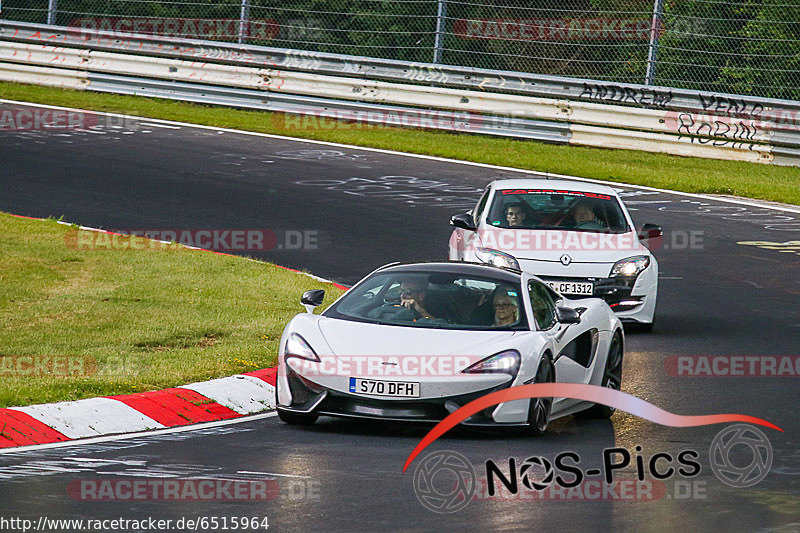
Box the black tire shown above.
[580,331,623,419]
[527,356,554,436]
[277,408,319,426]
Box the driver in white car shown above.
[571,200,606,230]
[399,277,438,320]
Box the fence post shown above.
[47,0,58,25]
[433,0,447,64]
[238,0,251,45]
[645,0,665,85]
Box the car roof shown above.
[375,261,522,283]
[488,178,619,197]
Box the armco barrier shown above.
[2,21,799,121]
[1,21,799,166]
[0,40,778,145]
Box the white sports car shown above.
[449,179,661,330]
[276,262,624,434]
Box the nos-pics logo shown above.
[413,450,476,513]
[412,424,773,513]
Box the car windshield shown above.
[487,189,630,233]
[324,271,527,330]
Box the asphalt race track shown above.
[1,102,799,532]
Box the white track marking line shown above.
[68,458,147,466]
[0,412,278,455]
[137,122,181,129]
[2,98,799,215]
[238,470,310,479]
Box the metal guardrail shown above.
[2,21,799,121]
[90,73,573,144]
[0,40,781,146]
[1,21,799,166]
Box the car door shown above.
[528,279,592,412]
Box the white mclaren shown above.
[276,262,624,434]
[449,179,661,330]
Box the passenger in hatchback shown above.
[505,203,527,227]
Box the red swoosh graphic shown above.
[402,383,783,472]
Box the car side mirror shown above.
[638,223,663,241]
[556,306,581,324]
[301,289,325,313]
[450,213,477,232]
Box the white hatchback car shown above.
[449,179,661,330]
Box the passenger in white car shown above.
[493,291,519,326]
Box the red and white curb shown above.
[0,368,277,449]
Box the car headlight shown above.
[475,247,520,270]
[284,333,320,362]
[463,350,521,376]
[610,255,650,277]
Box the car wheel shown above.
[277,408,319,426]
[580,331,623,419]
[527,356,554,436]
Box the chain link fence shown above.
[2,0,799,100]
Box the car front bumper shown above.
[277,370,530,426]
[538,274,657,324]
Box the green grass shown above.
[0,213,344,408]
[2,82,800,205]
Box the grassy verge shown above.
[0,213,344,408]
[1,82,799,205]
